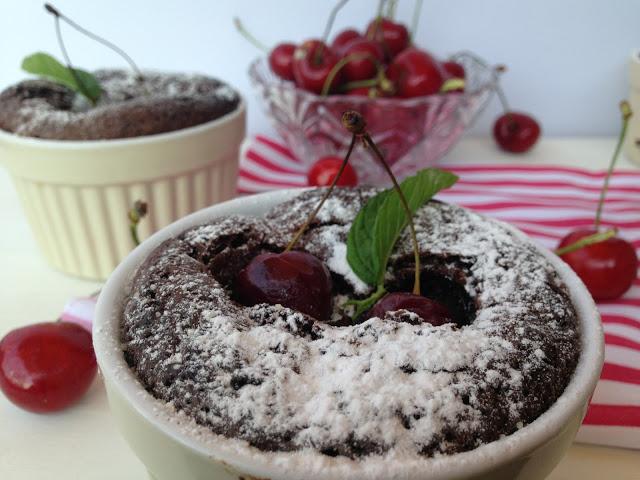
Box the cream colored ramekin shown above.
[0,99,245,280]
[94,190,604,480]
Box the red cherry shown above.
[365,292,455,326]
[331,29,362,56]
[340,37,384,82]
[0,322,97,413]
[292,40,341,94]
[442,61,465,79]
[493,112,541,153]
[269,42,296,81]
[236,251,333,320]
[307,156,358,187]
[558,229,638,301]
[386,48,445,97]
[365,18,409,60]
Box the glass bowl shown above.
[249,51,498,185]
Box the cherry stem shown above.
[285,134,358,252]
[321,52,382,96]
[494,77,511,113]
[314,0,350,66]
[48,10,95,105]
[441,78,465,92]
[341,78,379,90]
[339,112,421,294]
[345,284,387,319]
[367,0,386,41]
[45,3,144,83]
[386,0,398,19]
[555,228,618,256]
[322,0,350,45]
[128,200,148,247]
[362,133,421,295]
[594,101,632,229]
[233,17,269,53]
[492,65,521,129]
[410,0,424,42]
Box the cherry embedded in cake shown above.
[121,187,580,459]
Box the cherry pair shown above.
[237,111,454,326]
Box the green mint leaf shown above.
[346,189,390,285]
[372,168,459,284]
[346,168,459,286]
[21,52,102,104]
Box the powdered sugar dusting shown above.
[121,188,580,459]
[0,69,240,140]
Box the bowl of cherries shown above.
[239,6,499,185]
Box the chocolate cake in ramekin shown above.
[94,188,603,480]
[0,69,245,279]
[0,69,239,140]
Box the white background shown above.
[0,0,638,137]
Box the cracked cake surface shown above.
[0,69,240,140]
[120,187,580,459]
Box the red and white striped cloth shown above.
[64,135,640,449]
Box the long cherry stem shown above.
[493,66,511,113]
[45,3,144,82]
[313,0,350,66]
[410,0,424,41]
[594,101,632,229]
[368,0,386,41]
[386,0,398,19]
[285,134,358,252]
[340,111,421,294]
[233,17,269,53]
[362,133,421,295]
[322,0,350,45]
[48,9,95,105]
[555,229,618,256]
[341,78,379,90]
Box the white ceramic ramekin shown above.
[0,99,245,280]
[94,190,604,480]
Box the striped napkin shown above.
[64,135,640,449]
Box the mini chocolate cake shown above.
[121,188,580,459]
[0,69,240,140]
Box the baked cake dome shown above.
[0,69,240,140]
[121,187,580,459]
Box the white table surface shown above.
[1,137,639,479]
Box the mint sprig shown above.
[22,52,102,104]
[346,168,458,317]
[346,189,391,285]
